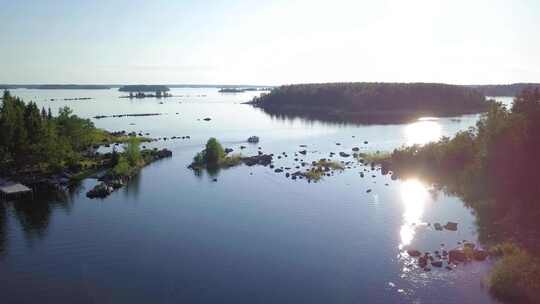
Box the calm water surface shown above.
[0,88,505,303]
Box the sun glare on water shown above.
[399,179,430,247]
[404,118,442,146]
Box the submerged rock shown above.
[407,250,422,257]
[242,154,273,166]
[473,249,488,261]
[444,222,458,231]
[86,182,113,198]
[449,250,466,263]
[431,261,443,268]
[419,256,428,268]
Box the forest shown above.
[0,91,102,172]
[250,82,489,123]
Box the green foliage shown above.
[0,91,100,172]
[204,138,225,165]
[488,246,540,303]
[192,152,205,166]
[489,242,521,257]
[124,138,142,167]
[358,151,392,164]
[304,169,325,181]
[191,139,242,171]
[302,159,344,181]
[314,159,344,170]
[220,153,243,167]
[112,157,130,176]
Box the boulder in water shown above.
[247,136,259,143]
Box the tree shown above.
[204,138,224,165]
[124,138,141,167]
[41,107,47,120]
[111,147,120,167]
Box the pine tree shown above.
[41,107,47,119]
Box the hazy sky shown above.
[1,0,538,85]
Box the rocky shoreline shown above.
[86,148,172,199]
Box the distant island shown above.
[466,83,540,97]
[248,82,490,123]
[119,85,172,98]
[118,85,170,92]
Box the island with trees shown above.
[189,138,273,176]
[373,88,540,303]
[248,82,490,123]
[0,90,172,196]
[118,85,172,98]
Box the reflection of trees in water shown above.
[191,165,221,181]
[0,203,6,256]
[10,190,71,243]
[12,199,52,240]
[260,107,414,125]
[124,172,141,198]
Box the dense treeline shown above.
[467,83,540,97]
[381,88,540,302]
[250,83,489,123]
[0,90,102,173]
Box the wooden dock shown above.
[0,181,33,200]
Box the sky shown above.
[1,0,539,85]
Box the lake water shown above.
[0,88,507,303]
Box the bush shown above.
[112,157,130,176]
[221,153,243,167]
[193,152,205,165]
[488,246,540,302]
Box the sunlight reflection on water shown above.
[404,118,442,146]
[399,179,429,247]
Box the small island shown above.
[189,138,273,174]
[119,85,172,98]
[248,82,490,123]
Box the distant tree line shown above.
[0,91,100,172]
[466,83,540,97]
[250,83,489,123]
